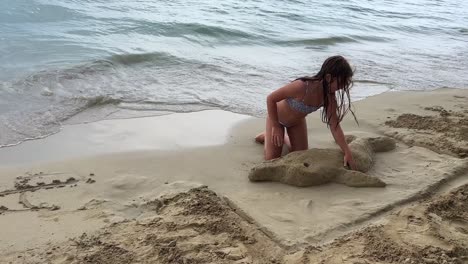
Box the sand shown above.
[2,187,284,263]
[287,183,468,264]
[2,183,467,263]
[0,88,467,263]
[248,135,394,187]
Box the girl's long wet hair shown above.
[297,55,358,128]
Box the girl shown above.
[255,55,358,170]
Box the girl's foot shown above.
[255,132,265,144]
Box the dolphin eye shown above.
[303,162,309,167]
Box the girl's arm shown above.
[327,97,357,170]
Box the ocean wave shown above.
[0,2,84,23]
[67,95,225,113]
[350,35,393,42]
[275,36,357,47]
[353,79,393,85]
[107,52,184,66]
[79,95,123,108]
[0,95,127,148]
[15,60,115,88]
[273,34,392,47]
[8,51,188,89]
[117,101,221,112]
[108,20,258,43]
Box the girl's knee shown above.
[264,145,282,160]
[265,153,280,160]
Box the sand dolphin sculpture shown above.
[249,135,396,187]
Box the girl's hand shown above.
[344,152,357,170]
[271,124,283,147]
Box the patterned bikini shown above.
[280,81,323,127]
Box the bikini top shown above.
[286,81,323,114]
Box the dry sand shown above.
[0,88,467,263]
[286,182,468,264]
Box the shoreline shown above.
[0,88,467,261]
[0,87,462,157]
[0,86,461,155]
[0,110,253,166]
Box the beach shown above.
[0,88,467,263]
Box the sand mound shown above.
[427,183,468,222]
[7,187,285,263]
[385,106,468,158]
[248,136,394,187]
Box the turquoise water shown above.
[0,0,467,146]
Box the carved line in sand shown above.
[19,192,60,211]
[0,172,95,215]
[249,136,396,187]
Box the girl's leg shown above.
[286,118,308,152]
[264,117,284,160]
[284,133,292,151]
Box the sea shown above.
[1,0,467,147]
